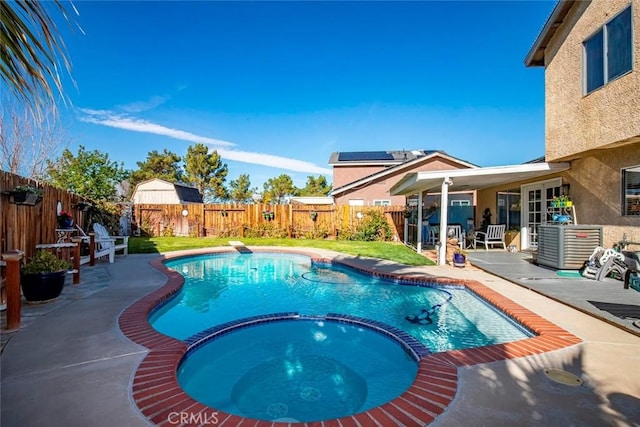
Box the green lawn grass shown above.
[128,237,434,266]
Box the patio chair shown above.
[473,224,506,250]
[93,223,129,262]
[427,225,440,245]
[74,224,114,264]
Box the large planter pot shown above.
[20,271,66,302]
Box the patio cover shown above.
[390,162,571,264]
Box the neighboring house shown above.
[329,150,477,206]
[390,0,639,261]
[131,178,204,204]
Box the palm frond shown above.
[0,0,78,117]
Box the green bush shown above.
[21,250,72,274]
[351,210,393,241]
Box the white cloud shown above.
[77,108,332,175]
[78,109,236,147]
[218,148,332,175]
[117,95,169,113]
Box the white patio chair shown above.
[473,224,507,250]
[73,224,113,265]
[93,223,129,263]
[428,225,440,245]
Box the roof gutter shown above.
[524,0,576,67]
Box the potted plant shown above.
[20,250,72,302]
[262,210,274,221]
[453,248,467,267]
[57,210,74,228]
[7,185,43,206]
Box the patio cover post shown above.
[417,190,423,252]
[438,178,452,266]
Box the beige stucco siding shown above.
[544,0,640,161]
[477,144,640,247]
[333,165,387,189]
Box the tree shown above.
[0,97,69,179]
[263,174,297,204]
[46,145,129,200]
[184,144,228,202]
[298,175,332,197]
[129,149,183,190]
[1,0,78,116]
[228,174,256,203]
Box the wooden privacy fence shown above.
[134,204,406,241]
[1,171,90,259]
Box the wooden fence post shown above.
[2,251,24,331]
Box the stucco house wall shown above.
[333,165,386,189]
[563,144,640,246]
[475,145,640,247]
[544,0,640,161]
[334,157,473,205]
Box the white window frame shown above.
[583,5,633,95]
[451,200,471,206]
[373,199,391,207]
[348,199,364,206]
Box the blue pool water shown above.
[152,252,532,352]
[178,319,418,422]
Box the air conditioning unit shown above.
[537,225,603,269]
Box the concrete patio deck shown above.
[1,248,639,426]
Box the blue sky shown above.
[56,0,556,189]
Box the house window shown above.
[583,6,632,94]
[622,165,640,216]
[497,190,521,230]
[451,200,470,206]
[373,200,391,206]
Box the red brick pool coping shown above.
[119,248,582,427]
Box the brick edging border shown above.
[118,248,582,426]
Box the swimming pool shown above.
[122,248,580,426]
[179,317,419,422]
[151,252,532,352]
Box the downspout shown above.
[437,177,453,266]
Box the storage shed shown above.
[131,179,203,204]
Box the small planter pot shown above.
[20,271,66,302]
[453,253,466,267]
[58,218,74,228]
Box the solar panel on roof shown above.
[338,151,394,161]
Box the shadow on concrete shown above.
[587,301,640,320]
[435,344,640,425]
